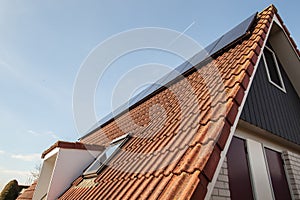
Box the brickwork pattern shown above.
[282,151,300,200]
[210,157,231,200]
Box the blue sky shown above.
[0,0,299,189]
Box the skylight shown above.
[83,134,130,176]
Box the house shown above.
[17,4,300,200]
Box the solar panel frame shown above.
[81,12,258,139]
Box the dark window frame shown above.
[227,136,254,200]
[264,147,292,200]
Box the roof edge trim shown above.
[42,141,104,159]
[205,8,276,199]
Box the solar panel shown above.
[205,37,223,54]
[81,12,257,139]
[209,12,257,56]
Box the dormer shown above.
[33,141,104,200]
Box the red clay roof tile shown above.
[55,5,300,200]
[16,181,37,200]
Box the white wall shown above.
[33,151,57,200]
[33,148,102,200]
[47,148,101,200]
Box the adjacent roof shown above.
[16,181,37,200]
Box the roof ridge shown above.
[258,4,277,16]
[257,4,299,57]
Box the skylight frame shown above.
[83,134,130,177]
[262,46,286,93]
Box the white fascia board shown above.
[236,122,300,154]
[273,14,300,61]
[270,14,300,96]
[43,147,59,161]
[273,15,283,29]
[205,16,276,200]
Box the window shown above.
[263,46,286,92]
[226,135,294,199]
[83,134,130,176]
[264,148,292,200]
[227,137,254,200]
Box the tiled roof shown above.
[41,141,104,158]
[58,5,276,200]
[16,181,37,200]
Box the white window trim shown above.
[83,134,130,176]
[111,133,129,144]
[263,46,286,93]
[235,128,295,200]
[245,138,274,199]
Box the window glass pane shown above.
[85,155,106,173]
[264,148,292,200]
[227,137,254,200]
[264,48,282,87]
[103,142,121,161]
[84,138,126,176]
